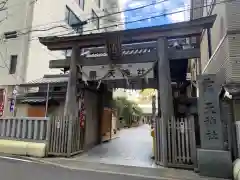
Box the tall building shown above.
[0,0,124,116]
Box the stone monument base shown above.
[197,149,232,179]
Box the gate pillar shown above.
[155,37,174,167]
[197,74,232,178]
[64,46,80,116]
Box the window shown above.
[91,10,99,29]
[95,0,100,7]
[53,86,62,92]
[75,0,84,9]
[79,0,84,10]
[9,55,17,74]
[204,0,214,15]
[65,6,83,34]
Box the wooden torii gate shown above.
[39,14,216,167]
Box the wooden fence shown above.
[0,117,49,141]
[167,116,197,168]
[47,115,85,157]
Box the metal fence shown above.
[167,116,197,169]
[47,115,85,157]
[0,117,49,141]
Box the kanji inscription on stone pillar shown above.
[198,74,223,150]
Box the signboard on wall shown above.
[197,74,223,150]
[82,62,154,80]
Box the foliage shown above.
[137,88,156,104]
[112,97,143,122]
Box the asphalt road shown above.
[0,156,163,180]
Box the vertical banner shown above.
[0,89,5,117]
[10,86,18,113]
[78,90,86,128]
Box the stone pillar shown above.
[64,46,80,116]
[155,37,174,167]
[197,74,232,178]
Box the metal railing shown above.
[0,117,49,141]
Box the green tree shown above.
[112,97,143,124]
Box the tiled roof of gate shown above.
[85,48,153,58]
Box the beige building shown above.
[0,0,124,117]
[190,0,240,88]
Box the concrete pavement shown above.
[79,124,154,167]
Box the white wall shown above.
[25,0,106,82]
[0,0,33,85]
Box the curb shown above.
[0,140,46,158]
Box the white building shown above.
[0,0,124,116]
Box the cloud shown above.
[168,6,190,23]
[127,1,146,8]
[124,0,190,29]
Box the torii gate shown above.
[39,14,216,167]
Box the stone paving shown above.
[77,124,155,167]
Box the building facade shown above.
[189,0,240,168]
[0,0,123,116]
[190,0,240,87]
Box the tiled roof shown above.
[21,76,68,86]
[20,97,51,103]
[86,48,153,58]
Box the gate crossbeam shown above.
[39,15,216,51]
[49,48,200,68]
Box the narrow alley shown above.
[78,124,154,167]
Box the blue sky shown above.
[123,0,190,29]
